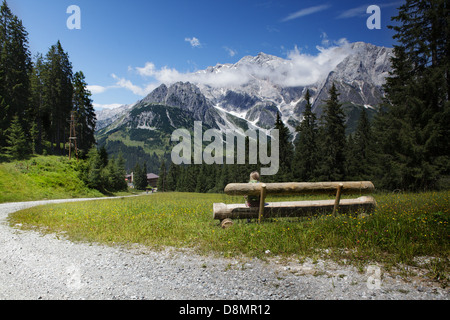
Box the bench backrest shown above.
[224,181,374,196]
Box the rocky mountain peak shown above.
[98,41,394,135]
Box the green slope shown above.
[0,156,103,203]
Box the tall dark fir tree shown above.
[41,41,73,155]
[346,108,373,181]
[293,89,318,181]
[316,83,347,181]
[0,0,32,149]
[274,112,293,182]
[72,71,96,156]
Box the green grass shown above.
[0,155,105,203]
[8,190,449,285]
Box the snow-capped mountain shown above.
[96,103,135,130]
[193,41,393,129]
[96,41,393,169]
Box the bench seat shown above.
[213,196,376,221]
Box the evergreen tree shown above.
[375,0,450,190]
[115,153,127,191]
[85,147,102,190]
[41,41,73,155]
[195,163,207,193]
[345,134,359,180]
[0,0,32,149]
[184,163,199,192]
[165,161,178,192]
[72,71,96,156]
[4,115,28,159]
[316,83,347,181]
[347,108,373,180]
[133,162,147,190]
[29,54,45,154]
[156,159,166,192]
[216,164,229,192]
[176,165,186,191]
[98,145,108,169]
[274,112,294,181]
[293,89,318,181]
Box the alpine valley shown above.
[95,42,393,172]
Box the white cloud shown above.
[281,4,331,22]
[320,32,330,46]
[87,85,109,94]
[111,73,158,96]
[224,46,237,57]
[136,62,156,77]
[336,4,368,19]
[105,39,353,98]
[185,37,202,48]
[130,38,352,89]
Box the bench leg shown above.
[258,184,267,224]
[333,183,344,216]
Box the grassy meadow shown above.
[8,190,449,286]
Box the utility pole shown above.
[68,111,78,161]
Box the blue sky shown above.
[8,0,403,110]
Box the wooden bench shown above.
[213,181,377,228]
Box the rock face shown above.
[140,82,221,128]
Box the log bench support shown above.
[213,181,377,228]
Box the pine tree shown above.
[274,112,294,181]
[156,159,166,192]
[293,89,318,181]
[4,115,28,159]
[85,147,102,190]
[133,162,147,190]
[347,108,373,180]
[42,41,73,155]
[73,71,96,156]
[165,161,178,192]
[316,83,347,181]
[115,153,127,191]
[29,54,45,154]
[0,1,32,149]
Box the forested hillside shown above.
[0,1,96,160]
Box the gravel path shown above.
[0,197,448,300]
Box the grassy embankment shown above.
[8,190,449,286]
[0,155,134,203]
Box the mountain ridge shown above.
[95,41,393,170]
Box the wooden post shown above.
[258,184,267,224]
[333,183,344,216]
